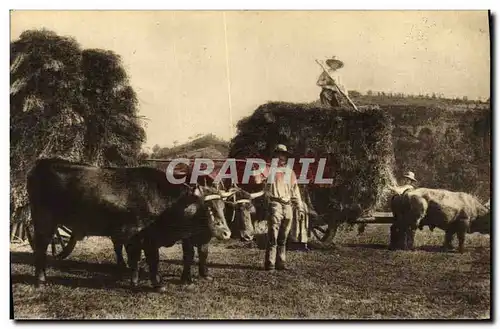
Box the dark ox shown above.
[27,158,232,290]
[390,188,490,252]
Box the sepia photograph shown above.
[9,9,491,320]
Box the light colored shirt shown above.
[316,71,347,95]
[265,166,303,209]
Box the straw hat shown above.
[325,56,344,71]
[274,144,291,155]
[403,171,417,182]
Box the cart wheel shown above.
[25,222,77,260]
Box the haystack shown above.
[229,101,396,217]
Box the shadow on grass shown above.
[159,258,261,271]
[225,241,262,250]
[416,245,490,254]
[11,251,261,291]
[344,243,389,250]
[10,272,193,293]
[11,251,125,275]
[226,234,342,251]
[343,243,476,254]
[11,273,130,290]
[415,245,450,253]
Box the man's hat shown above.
[325,56,344,71]
[403,171,417,182]
[274,144,291,155]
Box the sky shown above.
[10,10,490,149]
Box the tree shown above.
[152,144,161,154]
[138,152,150,162]
[366,90,373,96]
[10,29,145,224]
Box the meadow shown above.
[11,225,490,319]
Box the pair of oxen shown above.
[390,187,491,252]
[27,158,263,292]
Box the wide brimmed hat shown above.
[325,57,344,71]
[403,171,417,182]
[274,144,291,155]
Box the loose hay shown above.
[229,101,396,217]
[10,29,145,226]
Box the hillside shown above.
[151,134,229,159]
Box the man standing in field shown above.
[264,144,305,271]
[316,56,347,108]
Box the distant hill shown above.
[151,134,229,159]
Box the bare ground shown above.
[10,225,491,319]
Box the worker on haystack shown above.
[316,56,348,108]
[264,144,305,271]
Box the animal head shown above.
[225,189,264,241]
[470,199,491,234]
[479,198,490,217]
[183,185,233,240]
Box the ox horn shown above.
[220,187,239,198]
[193,185,202,198]
[204,194,222,201]
[250,190,264,199]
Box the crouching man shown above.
[264,144,304,271]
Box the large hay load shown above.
[229,101,396,226]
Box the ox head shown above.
[185,185,234,240]
[225,189,264,241]
[470,200,491,234]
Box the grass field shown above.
[10,225,491,320]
